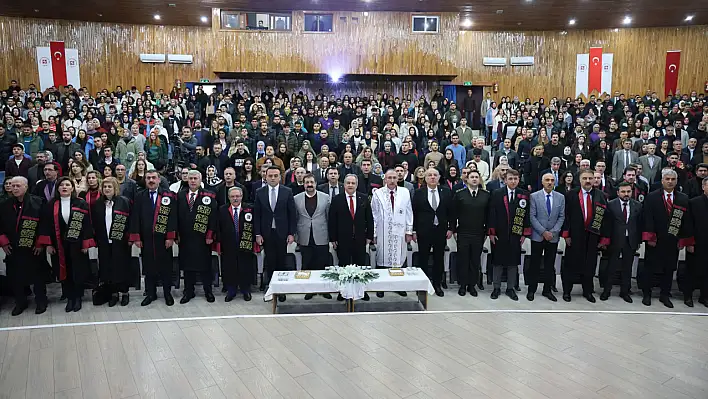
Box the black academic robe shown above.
[177,189,218,272]
[91,195,132,285]
[37,197,96,283]
[0,194,48,286]
[687,195,708,282]
[488,188,531,267]
[642,190,693,273]
[215,182,248,208]
[128,189,178,275]
[215,203,256,289]
[561,188,610,279]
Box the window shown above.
[304,13,334,33]
[411,15,439,33]
[220,11,292,31]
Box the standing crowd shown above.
[0,80,707,316]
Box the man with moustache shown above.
[602,182,642,303]
[215,186,254,302]
[329,174,374,275]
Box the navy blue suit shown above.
[254,184,297,282]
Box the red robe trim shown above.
[679,237,695,247]
[642,232,657,242]
[0,234,9,247]
[598,237,611,246]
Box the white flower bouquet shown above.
[321,265,379,285]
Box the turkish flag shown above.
[588,47,603,94]
[49,41,68,87]
[665,51,681,97]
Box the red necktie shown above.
[622,201,628,222]
[666,193,673,214]
[390,190,395,211]
[584,192,592,226]
[349,195,355,219]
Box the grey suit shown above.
[294,191,331,270]
[611,149,639,181]
[527,189,566,295]
[638,154,661,183]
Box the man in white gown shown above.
[371,168,414,297]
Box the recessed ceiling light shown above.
[569,18,576,25]
[613,28,619,32]
[34,9,39,12]
[154,14,161,20]
[462,18,473,28]
[97,13,103,17]
[363,12,369,16]
[622,16,632,25]
[200,16,208,23]
[685,15,694,22]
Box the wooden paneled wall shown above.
[456,27,708,100]
[1,14,707,99]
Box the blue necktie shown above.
[150,191,156,209]
[546,194,552,215]
[233,207,239,236]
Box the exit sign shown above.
[199,78,210,83]
[463,81,473,86]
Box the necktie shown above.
[554,172,558,187]
[349,195,355,219]
[331,187,335,197]
[390,190,395,211]
[472,190,477,198]
[625,150,629,167]
[622,201,628,222]
[546,194,552,215]
[188,192,195,211]
[509,190,514,203]
[666,193,673,214]
[270,187,276,211]
[233,207,239,236]
[431,189,439,225]
[584,192,592,226]
[150,191,156,209]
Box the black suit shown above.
[317,183,344,198]
[412,186,453,287]
[328,191,373,265]
[338,164,361,182]
[604,198,642,295]
[452,187,490,288]
[253,184,297,282]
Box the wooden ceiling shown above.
[0,0,705,30]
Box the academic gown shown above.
[371,186,413,267]
[215,203,256,290]
[177,189,218,272]
[37,197,96,283]
[0,195,49,286]
[128,189,178,275]
[687,195,708,285]
[487,188,531,267]
[642,190,693,273]
[91,195,132,285]
[561,188,610,282]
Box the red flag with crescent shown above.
[588,47,603,94]
[665,51,681,97]
[49,41,68,87]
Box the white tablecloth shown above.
[264,269,435,301]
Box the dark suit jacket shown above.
[317,183,344,197]
[328,191,373,245]
[338,164,361,181]
[606,198,643,251]
[253,184,297,239]
[4,157,32,178]
[412,186,453,236]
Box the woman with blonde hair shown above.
[355,145,379,166]
[68,160,89,194]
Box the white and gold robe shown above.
[371,186,414,267]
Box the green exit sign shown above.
[463,81,473,86]
[199,78,210,83]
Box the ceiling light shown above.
[200,16,208,23]
[622,16,632,25]
[613,28,619,32]
[462,19,473,28]
[569,18,576,25]
[685,15,694,22]
[154,14,161,20]
[363,12,369,16]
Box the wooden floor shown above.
[0,280,707,399]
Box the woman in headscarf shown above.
[204,165,223,193]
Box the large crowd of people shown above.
[0,79,707,316]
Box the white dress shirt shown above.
[346,193,357,213]
[60,197,71,224]
[105,199,113,243]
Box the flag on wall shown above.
[575,51,613,98]
[36,41,80,90]
[664,50,681,97]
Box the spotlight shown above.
[622,16,631,25]
[201,16,208,23]
[154,14,161,20]
[462,19,473,28]
[685,15,694,22]
[569,18,576,25]
[328,70,343,83]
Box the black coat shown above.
[91,195,132,284]
[317,183,344,198]
[177,189,218,272]
[642,190,693,272]
[253,184,296,240]
[328,191,373,248]
[412,186,453,235]
[215,203,255,287]
[452,187,490,237]
[0,194,48,285]
[561,188,610,274]
[487,187,531,266]
[688,195,708,278]
[605,198,643,251]
[128,189,178,275]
